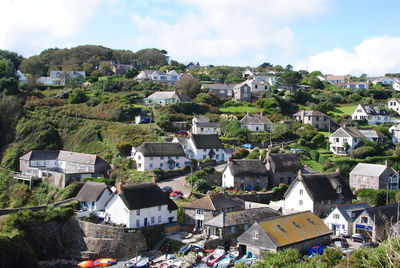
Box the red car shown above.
[170,190,184,199]
[175,130,188,135]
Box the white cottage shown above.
[390,124,400,143]
[240,113,273,132]
[388,99,400,115]
[76,181,113,212]
[329,127,364,155]
[191,116,221,135]
[105,183,178,228]
[131,142,189,171]
[351,104,390,125]
[324,203,371,237]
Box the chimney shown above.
[386,159,389,168]
[260,111,263,117]
[227,157,232,164]
[301,110,305,120]
[336,167,340,174]
[297,169,303,180]
[115,182,123,193]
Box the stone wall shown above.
[24,217,148,260]
[232,192,278,204]
[0,198,76,216]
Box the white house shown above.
[173,134,231,161]
[76,182,113,212]
[131,142,189,171]
[191,116,221,135]
[351,104,390,125]
[388,99,400,115]
[144,91,190,106]
[240,113,273,132]
[393,81,400,91]
[37,71,86,86]
[390,124,400,143]
[369,76,397,85]
[16,70,28,83]
[324,203,371,237]
[136,70,181,84]
[245,79,270,93]
[325,75,349,84]
[336,82,369,90]
[222,159,268,191]
[105,183,178,228]
[329,127,364,155]
[282,170,353,217]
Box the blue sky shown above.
[1,0,400,76]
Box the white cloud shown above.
[130,0,331,65]
[0,0,102,56]
[296,36,400,76]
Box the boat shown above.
[77,260,94,268]
[203,247,225,267]
[134,257,149,268]
[93,258,117,267]
[215,251,239,268]
[151,254,175,265]
[124,256,141,268]
[178,243,193,255]
[233,256,256,265]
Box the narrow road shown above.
[157,163,226,195]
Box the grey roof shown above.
[336,202,371,222]
[191,134,224,149]
[201,84,233,90]
[349,163,394,177]
[145,91,178,100]
[240,113,273,126]
[359,104,389,116]
[267,153,301,173]
[330,127,364,138]
[227,159,268,177]
[195,122,221,128]
[135,142,186,157]
[119,182,178,211]
[365,204,400,226]
[204,207,281,228]
[359,129,386,139]
[292,110,329,117]
[20,150,108,166]
[285,171,353,202]
[184,193,244,211]
[76,182,110,202]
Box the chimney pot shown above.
[115,182,123,193]
[386,159,389,168]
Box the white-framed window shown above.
[253,231,258,240]
[160,163,163,168]
[136,219,140,227]
[149,163,153,168]
[151,217,155,224]
[158,205,162,211]
[299,200,303,206]
[158,216,162,223]
[136,209,140,215]
[299,189,303,195]
[333,213,340,219]
[196,209,204,215]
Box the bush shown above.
[68,89,88,104]
[321,247,342,266]
[233,148,249,159]
[351,146,376,159]
[116,141,132,157]
[309,150,320,161]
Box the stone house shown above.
[191,116,221,135]
[324,202,371,237]
[351,104,390,125]
[201,84,233,98]
[349,162,399,191]
[353,204,400,242]
[203,207,281,239]
[240,113,273,132]
[264,153,302,187]
[111,62,133,76]
[222,159,268,191]
[105,183,178,228]
[282,170,353,217]
[76,181,113,212]
[237,211,332,256]
[131,142,189,171]
[18,150,111,189]
[292,110,333,130]
[183,193,244,230]
[233,81,252,102]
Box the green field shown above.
[331,104,358,116]
[219,106,261,113]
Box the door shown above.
[144,218,148,226]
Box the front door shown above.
[196,219,203,230]
[144,218,148,226]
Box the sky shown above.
[1,0,400,76]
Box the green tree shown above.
[176,76,201,98]
[279,71,302,91]
[124,68,138,78]
[68,89,88,104]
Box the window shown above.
[337,187,342,193]
[158,205,162,211]
[335,138,339,143]
[138,163,142,168]
[244,224,249,230]
[307,218,316,225]
[176,163,180,168]
[299,200,303,206]
[196,209,204,215]
[136,219,140,227]
[342,224,346,229]
[276,224,286,233]
[361,217,368,224]
[160,163,163,168]
[253,231,258,240]
[292,221,301,229]
[149,163,153,168]
[333,213,340,219]
[151,217,155,224]
[203,149,207,152]
[316,116,319,121]
[160,156,164,160]
[299,189,303,195]
[158,216,162,223]
[176,156,180,160]
[230,226,237,233]
[150,157,153,160]
[136,209,140,215]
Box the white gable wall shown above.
[324,208,350,236]
[222,167,234,188]
[284,180,314,213]
[105,195,131,227]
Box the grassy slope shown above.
[330,104,358,116]
[219,106,261,113]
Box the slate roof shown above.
[336,202,371,222]
[145,91,178,100]
[267,153,301,173]
[359,104,389,116]
[177,92,192,102]
[240,113,273,126]
[119,183,178,211]
[285,171,353,202]
[365,204,400,226]
[201,84,233,90]
[349,163,392,177]
[359,129,386,139]
[330,127,364,138]
[256,211,332,247]
[20,150,109,166]
[204,207,281,228]
[195,122,221,128]
[191,134,224,149]
[227,159,268,177]
[76,182,110,202]
[292,110,329,117]
[184,193,244,211]
[326,75,347,81]
[135,142,186,157]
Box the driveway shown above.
[157,163,227,195]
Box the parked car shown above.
[162,186,173,194]
[360,242,379,248]
[175,130,188,135]
[170,190,184,199]
[351,233,368,243]
[332,237,349,248]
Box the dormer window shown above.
[337,187,342,194]
[253,231,258,240]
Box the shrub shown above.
[116,141,132,157]
[68,89,88,104]
[233,148,249,159]
[351,146,376,159]
[309,150,320,161]
[321,247,342,266]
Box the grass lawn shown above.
[302,160,325,172]
[331,104,358,116]
[319,131,332,137]
[219,106,261,113]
